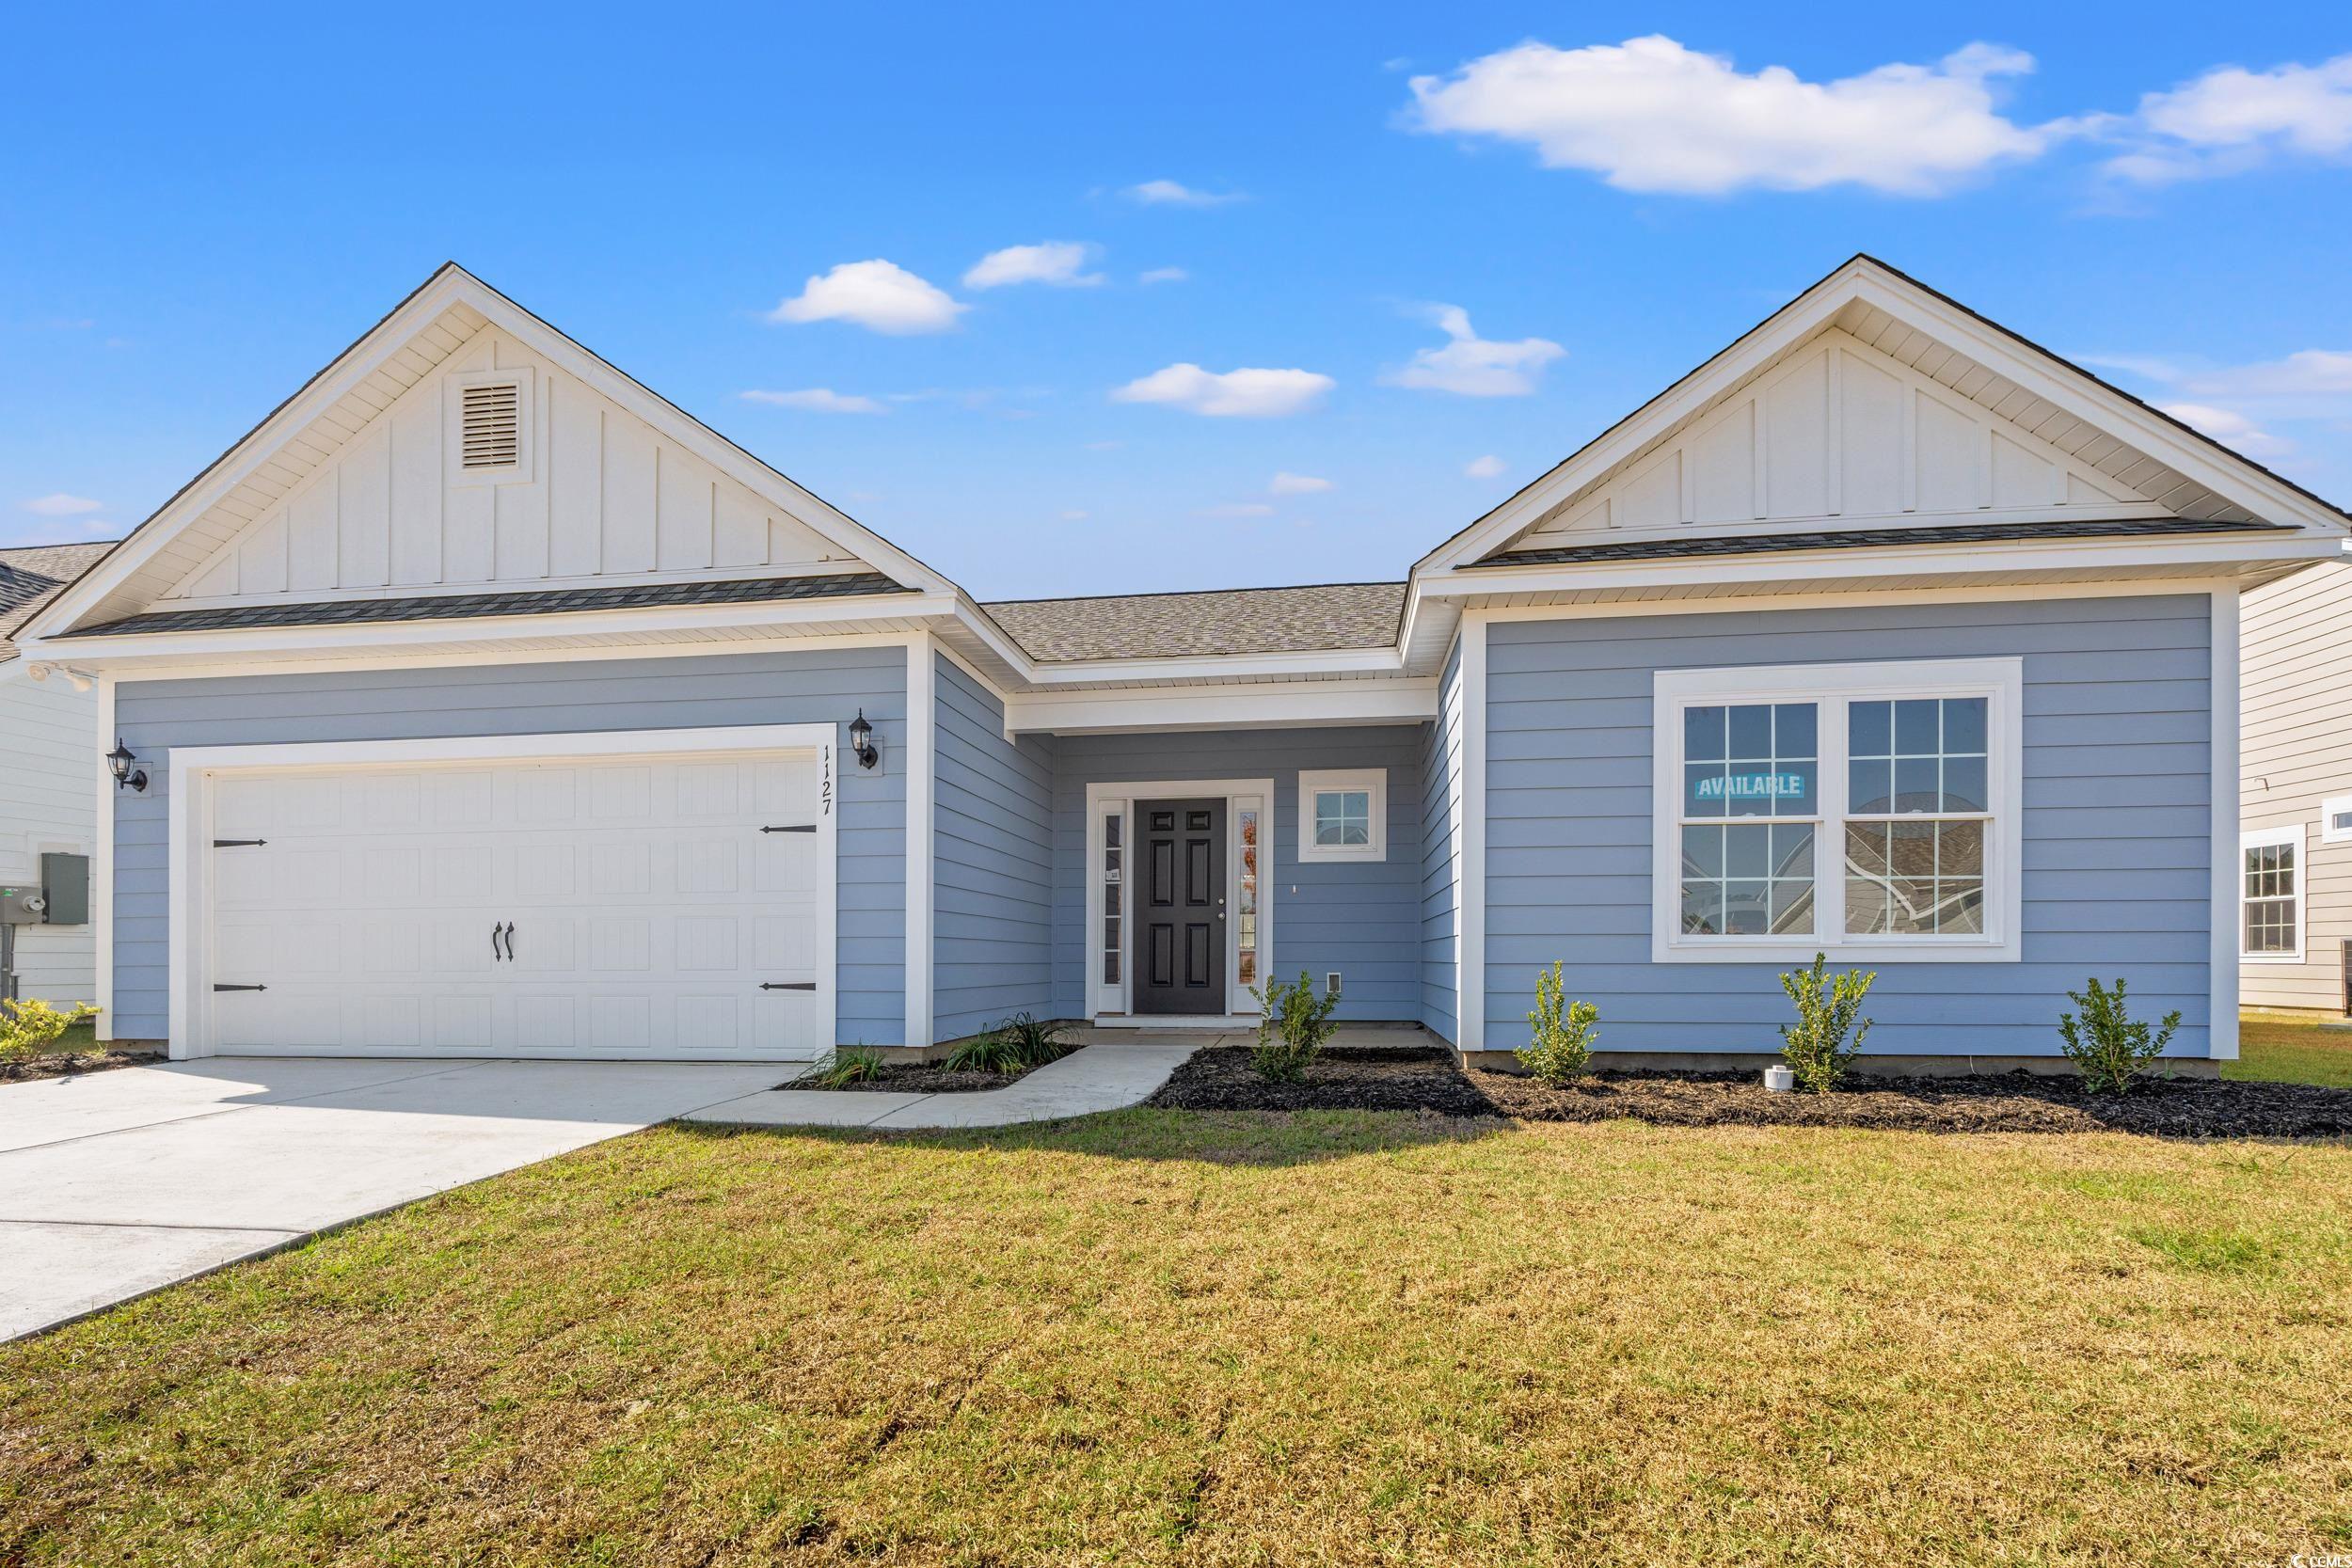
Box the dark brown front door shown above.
[1136,799,1225,1015]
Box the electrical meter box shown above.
[0,886,45,926]
[39,853,89,926]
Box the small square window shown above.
[1297,769,1387,863]
[2323,794,2352,847]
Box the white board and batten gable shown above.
[20,264,952,658]
[1423,255,2348,582]
[162,324,869,608]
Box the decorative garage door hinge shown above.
[758,824,818,833]
[759,982,817,991]
[212,838,268,847]
[212,983,267,992]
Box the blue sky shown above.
[3,3,2347,597]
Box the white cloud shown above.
[768,260,966,335]
[1383,305,1565,397]
[1111,363,1335,418]
[739,388,886,415]
[1139,266,1190,284]
[1465,454,1507,479]
[2156,402,2294,458]
[21,492,102,516]
[2084,344,2352,416]
[1406,36,2055,196]
[1198,501,1276,518]
[1125,179,1244,207]
[2104,54,2352,183]
[1269,472,1333,494]
[963,242,1104,290]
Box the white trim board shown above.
[163,721,841,1061]
[1084,779,1276,1023]
[2210,590,2242,1056]
[905,634,935,1048]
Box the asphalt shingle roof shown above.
[1472,516,2294,568]
[62,570,913,639]
[0,541,116,662]
[980,580,1406,663]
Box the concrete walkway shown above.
[686,1035,1218,1130]
[0,1055,784,1341]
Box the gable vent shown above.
[460,381,522,471]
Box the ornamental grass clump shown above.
[1776,953,1875,1094]
[1518,963,1597,1085]
[800,1045,887,1088]
[1248,971,1340,1083]
[2058,976,2181,1094]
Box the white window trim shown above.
[2239,823,2305,964]
[1084,779,1274,1021]
[444,365,536,487]
[2322,795,2352,847]
[1296,768,1388,863]
[1651,657,2025,965]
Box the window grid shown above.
[1678,702,1820,937]
[1313,789,1372,848]
[2242,835,2298,958]
[1841,697,1991,937]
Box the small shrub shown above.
[0,999,99,1061]
[1518,963,1597,1084]
[800,1045,886,1088]
[2058,976,2181,1094]
[1776,953,1875,1094]
[994,1011,1072,1068]
[1248,971,1341,1083]
[944,1034,1027,1073]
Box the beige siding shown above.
[2241,562,2352,1012]
[0,665,98,1006]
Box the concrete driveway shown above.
[0,1055,786,1342]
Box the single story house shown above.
[14,255,2345,1071]
[0,541,112,1007]
[2239,558,2352,1016]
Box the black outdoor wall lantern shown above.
[848,710,879,771]
[105,738,149,793]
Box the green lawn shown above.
[4,1112,2350,1564]
[2233,1011,2352,1088]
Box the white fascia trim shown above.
[1467,578,2240,624]
[1456,614,1486,1053]
[23,594,956,670]
[93,673,115,1041]
[164,721,842,1061]
[153,559,882,614]
[906,635,936,1048]
[1651,656,2026,967]
[2211,591,2242,1055]
[1005,678,1438,736]
[1017,643,1406,688]
[47,629,927,684]
[1083,779,1275,1022]
[1421,533,2344,602]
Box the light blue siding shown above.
[1420,638,1463,1042]
[110,646,909,1045]
[931,653,1055,1042]
[1483,594,2215,1058]
[1049,727,1424,1022]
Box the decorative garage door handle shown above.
[760,982,816,991]
[491,922,516,961]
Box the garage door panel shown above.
[203,750,828,1060]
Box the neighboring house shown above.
[15,256,2346,1071]
[2240,559,2352,1017]
[0,541,112,1006]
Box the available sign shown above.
[1692,771,1808,804]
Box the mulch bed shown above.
[778,1063,1035,1094]
[1146,1046,2352,1139]
[0,1048,164,1085]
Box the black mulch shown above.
[0,1048,164,1085]
[777,1064,1033,1094]
[1145,1046,2352,1139]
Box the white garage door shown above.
[203,751,829,1060]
